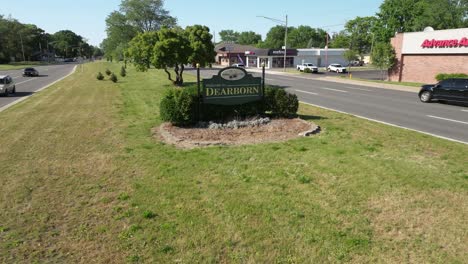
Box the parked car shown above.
[232,63,245,68]
[297,63,319,73]
[419,78,468,103]
[23,67,39,77]
[0,75,16,97]
[350,60,364,66]
[327,64,347,73]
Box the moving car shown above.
[327,64,347,73]
[419,78,468,103]
[0,75,16,97]
[297,63,319,73]
[232,63,245,68]
[23,67,39,77]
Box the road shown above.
[191,68,468,144]
[0,64,76,111]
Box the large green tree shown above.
[288,26,327,48]
[346,16,378,56]
[237,31,262,45]
[152,28,192,86]
[259,25,294,49]
[329,31,351,48]
[372,42,396,80]
[218,30,239,42]
[127,31,159,71]
[185,25,216,67]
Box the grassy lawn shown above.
[0,62,50,71]
[0,62,467,263]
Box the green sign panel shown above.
[202,67,263,105]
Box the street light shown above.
[257,15,288,72]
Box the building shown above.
[245,48,348,69]
[389,28,468,83]
[215,43,256,67]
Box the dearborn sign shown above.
[200,67,264,105]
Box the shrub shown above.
[303,68,312,73]
[264,87,299,118]
[160,88,196,125]
[96,72,104,80]
[120,66,126,77]
[435,73,468,81]
[110,73,118,83]
[105,69,112,76]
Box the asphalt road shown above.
[191,68,468,144]
[0,63,76,110]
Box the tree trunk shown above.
[164,67,174,83]
[179,64,185,85]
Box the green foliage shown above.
[303,68,313,73]
[435,73,468,81]
[110,73,118,83]
[258,25,294,49]
[127,31,159,71]
[329,31,351,48]
[219,30,239,42]
[105,69,112,76]
[120,66,127,77]
[160,88,196,125]
[288,26,327,48]
[371,42,396,80]
[237,31,262,45]
[270,88,299,118]
[345,16,378,55]
[96,72,104,80]
[143,210,157,219]
[185,25,216,67]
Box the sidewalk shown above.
[244,67,420,93]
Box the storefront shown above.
[245,49,297,69]
[389,28,468,83]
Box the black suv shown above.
[419,78,468,103]
[23,67,39,77]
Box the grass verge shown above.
[0,62,466,263]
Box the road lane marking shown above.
[16,78,35,85]
[427,115,468,125]
[300,101,468,145]
[462,110,468,112]
[321,87,348,93]
[345,86,372,92]
[295,90,318,95]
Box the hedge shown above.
[435,73,468,81]
[160,86,299,125]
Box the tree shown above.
[120,0,176,32]
[371,42,396,80]
[152,28,192,86]
[329,31,351,48]
[237,31,262,45]
[343,49,359,73]
[288,26,327,48]
[127,31,159,71]
[51,30,84,58]
[346,16,377,56]
[259,25,294,49]
[218,30,239,42]
[185,25,216,67]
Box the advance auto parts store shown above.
[390,28,468,83]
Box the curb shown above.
[0,65,77,113]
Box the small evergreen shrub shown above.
[272,89,299,117]
[160,88,195,125]
[105,69,112,76]
[435,73,468,81]
[303,68,313,73]
[96,72,104,80]
[110,73,118,83]
[120,66,126,77]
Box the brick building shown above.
[389,28,468,83]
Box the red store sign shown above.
[421,37,468,48]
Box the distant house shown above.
[214,42,256,66]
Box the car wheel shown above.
[336,70,339,73]
[419,91,432,103]
[12,85,16,94]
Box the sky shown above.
[0,0,383,46]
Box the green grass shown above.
[0,61,50,70]
[0,62,467,263]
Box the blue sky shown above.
[1,0,382,46]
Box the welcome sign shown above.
[202,67,263,105]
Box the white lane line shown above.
[427,115,468,125]
[462,110,468,112]
[295,90,319,95]
[321,87,348,93]
[300,101,468,145]
[15,78,35,85]
[345,86,372,92]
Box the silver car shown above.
[0,75,16,97]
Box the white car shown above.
[232,63,245,68]
[0,75,16,97]
[327,64,347,73]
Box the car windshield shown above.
[335,64,342,67]
[25,68,34,71]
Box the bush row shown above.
[160,86,299,126]
[435,73,468,81]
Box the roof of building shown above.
[215,42,257,53]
